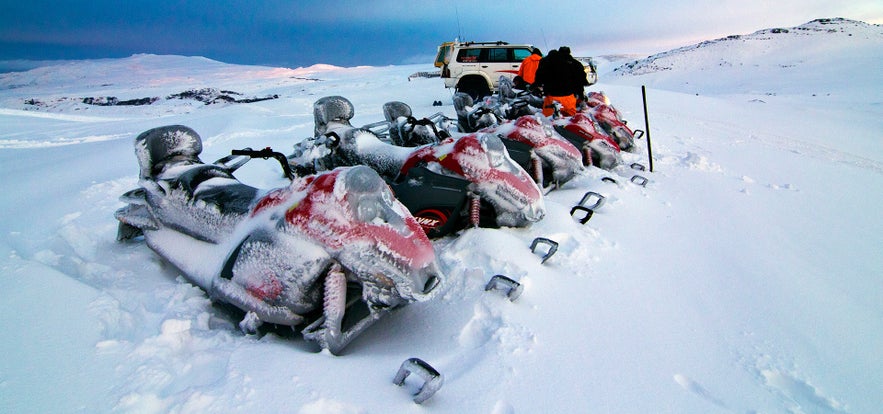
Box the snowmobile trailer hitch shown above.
[394,357,444,404]
[570,191,606,224]
[231,147,296,180]
[578,191,606,210]
[530,237,559,264]
[630,175,648,187]
[485,275,523,301]
[570,206,594,224]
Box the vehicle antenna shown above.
[455,3,464,41]
[541,28,549,50]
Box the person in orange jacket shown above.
[516,48,542,88]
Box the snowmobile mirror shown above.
[630,162,646,171]
[578,191,606,210]
[630,175,648,187]
[394,358,444,404]
[485,275,523,301]
[530,237,559,264]
[570,206,594,224]
[633,129,645,140]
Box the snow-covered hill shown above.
[1,19,881,413]
[610,18,883,100]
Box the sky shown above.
[1,0,881,71]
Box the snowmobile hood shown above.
[489,115,584,183]
[556,113,622,153]
[253,166,441,304]
[588,105,635,150]
[420,133,545,227]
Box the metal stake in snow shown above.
[641,85,654,172]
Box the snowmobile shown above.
[551,112,623,170]
[287,96,545,238]
[496,75,544,114]
[484,81,634,169]
[580,91,644,151]
[114,125,444,355]
[370,98,583,188]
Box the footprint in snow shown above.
[760,369,848,413]
[673,374,729,409]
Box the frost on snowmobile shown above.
[551,113,623,170]
[481,114,584,186]
[377,98,583,188]
[456,87,632,171]
[288,96,545,238]
[581,91,644,151]
[115,125,443,354]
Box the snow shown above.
[1,18,882,413]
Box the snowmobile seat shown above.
[383,101,412,146]
[452,92,497,132]
[383,101,413,123]
[397,117,444,147]
[135,125,206,180]
[382,101,444,147]
[134,125,258,215]
[314,96,355,136]
[498,76,517,100]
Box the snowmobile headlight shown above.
[356,199,385,224]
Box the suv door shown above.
[481,47,527,85]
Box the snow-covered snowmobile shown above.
[115,125,443,354]
[484,82,634,169]
[374,98,583,187]
[287,96,545,238]
[479,114,584,186]
[551,112,623,170]
[581,91,644,151]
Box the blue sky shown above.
[1,0,881,70]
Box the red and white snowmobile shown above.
[372,98,583,188]
[581,91,644,151]
[551,112,623,170]
[288,96,545,237]
[480,114,584,186]
[115,125,443,354]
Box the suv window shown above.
[512,48,532,62]
[457,49,481,63]
[486,48,509,62]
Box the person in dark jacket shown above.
[533,48,578,116]
[558,46,589,100]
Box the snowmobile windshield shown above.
[481,134,518,172]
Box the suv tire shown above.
[456,77,491,100]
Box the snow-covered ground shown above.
[1,18,880,413]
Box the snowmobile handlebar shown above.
[231,147,296,181]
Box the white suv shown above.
[439,41,535,99]
[438,41,598,99]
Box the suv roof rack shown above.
[461,41,509,46]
